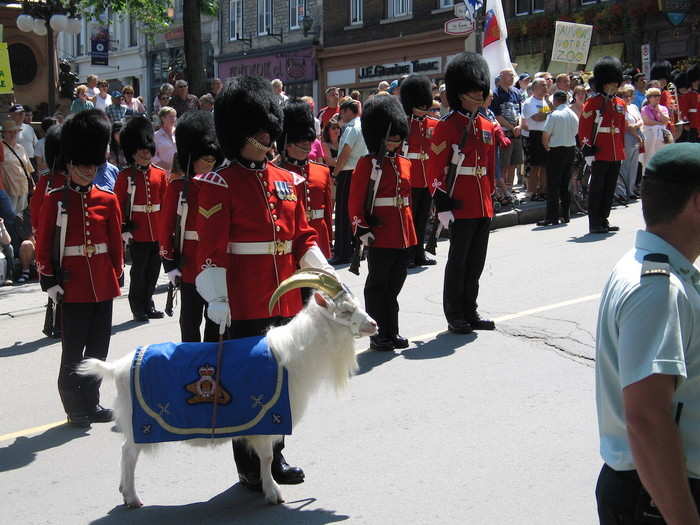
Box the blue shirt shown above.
[490,86,522,127]
[596,230,700,476]
[94,162,119,191]
[633,90,646,111]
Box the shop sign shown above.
[641,44,651,80]
[0,42,13,94]
[358,57,441,81]
[219,49,314,83]
[659,0,691,26]
[550,21,592,65]
[444,18,474,36]
[454,2,467,18]
[91,26,109,66]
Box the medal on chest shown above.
[481,129,493,145]
[274,180,297,201]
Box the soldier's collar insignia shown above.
[285,157,307,168]
[233,156,266,171]
[69,181,92,193]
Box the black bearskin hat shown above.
[44,124,62,170]
[120,115,155,164]
[673,71,690,90]
[361,95,408,155]
[175,110,222,175]
[592,56,623,93]
[400,74,434,115]
[687,64,700,85]
[445,52,490,111]
[214,76,283,159]
[650,61,672,82]
[280,98,316,152]
[60,109,110,166]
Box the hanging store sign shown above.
[658,0,691,26]
[358,57,442,81]
[90,26,109,66]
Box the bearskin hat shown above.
[592,56,623,93]
[673,71,690,90]
[214,76,283,159]
[60,109,110,167]
[174,110,222,175]
[650,61,672,82]
[44,124,62,171]
[445,52,490,111]
[400,74,434,115]
[280,98,316,152]
[120,115,155,164]
[687,64,700,85]
[361,94,408,155]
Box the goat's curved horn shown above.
[269,270,344,314]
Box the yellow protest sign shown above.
[0,42,14,94]
[551,21,593,65]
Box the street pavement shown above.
[0,201,645,524]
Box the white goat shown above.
[78,270,377,507]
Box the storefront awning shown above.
[585,43,624,72]
[514,54,544,77]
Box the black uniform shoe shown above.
[606,225,620,232]
[370,336,395,351]
[390,335,409,349]
[536,219,559,226]
[447,320,473,334]
[272,454,305,484]
[67,413,91,428]
[415,257,437,266]
[133,313,150,322]
[589,227,609,234]
[468,314,496,331]
[328,257,351,266]
[147,309,165,319]
[89,405,114,423]
[407,261,417,269]
[560,216,570,224]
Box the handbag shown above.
[662,128,674,144]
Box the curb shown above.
[492,202,546,230]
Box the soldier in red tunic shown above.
[36,110,122,427]
[159,111,222,342]
[689,64,700,143]
[400,74,439,268]
[675,71,694,143]
[194,76,335,491]
[579,56,626,234]
[348,94,416,351]
[278,98,333,258]
[430,52,497,334]
[114,116,168,321]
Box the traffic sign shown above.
[444,17,474,36]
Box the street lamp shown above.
[15,0,82,114]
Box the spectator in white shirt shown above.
[271,79,289,106]
[152,106,177,175]
[94,80,112,111]
[522,78,552,200]
[86,74,99,101]
[616,84,644,201]
[8,104,38,168]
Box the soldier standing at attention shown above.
[115,116,168,321]
[400,74,439,268]
[36,110,123,427]
[430,52,497,334]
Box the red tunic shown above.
[660,89,677,133]
[690,91,700,131]
[36,184,123,303]
[318,106,339,128]
[348,155,417,249]
[194,162,318,321]
[578,95,626,162]
[429,111,497,219]
[404,115,439,189]
[159,177,200,284]
[281,160,333,258]
[114,165,168,243]
[30,171,67,236]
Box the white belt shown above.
[406,152,429,160]
[184,230,199,241]
[689,109,698,113]
[64,243,108,257]
[374,196,410,207]
[597,127,621,134]
[457,166,488,177]
[306,209,325,220]
[131,204,161,213]
[226,240,293,255]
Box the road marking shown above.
[0,293,602,444]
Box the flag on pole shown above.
[464,0,484,23]
[481,0,513,91]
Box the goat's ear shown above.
[314,292,328,309]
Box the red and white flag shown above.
[482,0,513,91]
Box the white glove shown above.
[360,231,375,247]
[195,267,230,332]
[122,232,133,243]
[47,284,64,303]
[584,156,594,167]
[438,211,454,230]
[300,244,338,277]
[206,301,230,332]
[167,268,182,286]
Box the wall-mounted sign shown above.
[90,26,109,66]
[0,42,14,94]
[641,43,651,80]
[358,57,442,81]
[658,0,691,26]
[444,17,474,36]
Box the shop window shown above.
[439,0,454,7]
[129,15,138,47]
[516,0,544,15]
[350,0,363,24]
[230,0,243,40]
[258,0,272,35]
[388,0,411,18]
[290,0,306,29]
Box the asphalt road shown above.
[0,202,646,524]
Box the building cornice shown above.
[317,29,460,60]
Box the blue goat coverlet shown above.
[131,337,292,444]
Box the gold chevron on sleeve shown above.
[431,141,447,155]
[582,111,593,119]
[198,203,222,219]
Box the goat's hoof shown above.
[264,487,284,505]
[123,497,143,508]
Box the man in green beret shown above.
[595,143,700,524]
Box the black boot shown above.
[467,313,496,330]
[271,440,305,484]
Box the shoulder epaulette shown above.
[193,171,229,188]
[641,253,671,279]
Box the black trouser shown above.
[596,463,700,524]
[333,170,354,261]
[689,129,699,143]
[128,241,161,316]
[588,161,621,231]
[2,242,14,280]
[229,316,292,478]
[545,146,575,221]
[365,247,410,339]
[411,187,431,263]
[443,217,491,323]
[180,282,219,343]
[59,300,113,414]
